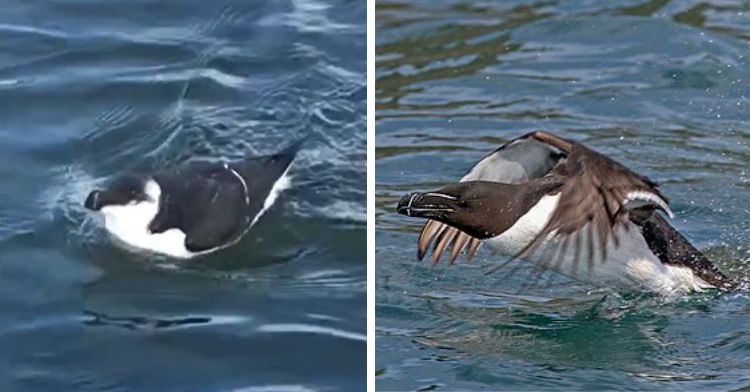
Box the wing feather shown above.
[449,232,470,265]
[512,133,672,276]
[413,131,673,276]
[432,227,457,265]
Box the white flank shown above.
[196,167,293,256]
[626,258,714,295]
[99,179,194,258]
[250,167,293,227]
[485,193,709,295]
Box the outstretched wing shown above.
[514,132,673,272]
[417,132,564,264]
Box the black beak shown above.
[397,191,458,219]
[84,190,103,211]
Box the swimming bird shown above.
[84,140,302,258]
[396,131,734,295]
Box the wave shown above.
[233,385,316,392]
[256,323,366,342]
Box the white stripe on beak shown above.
[406,193,417,216]
[423,192,457,200]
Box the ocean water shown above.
[376,1,750,390]
[0,0,365,391]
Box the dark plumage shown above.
[84,139,303,257]
[397,131,734,293]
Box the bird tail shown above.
[233,136,306,190]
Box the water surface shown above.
[0,1,365,391]
[376,1,750,390]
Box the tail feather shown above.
[232,137,305,208]
[236,137,305,177]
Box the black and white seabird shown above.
[396,131,734,295]
[84,140,303,258]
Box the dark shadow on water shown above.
[82,310,213,331]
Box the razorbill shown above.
[84,140,303,258]
[397,131,734,295]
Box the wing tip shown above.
[624,190,674,218]
[417,220,482,266]
[527,130,573,153]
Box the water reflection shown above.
[82,310,215,330]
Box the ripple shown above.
[377,0,750,390]
[257,323,366,342]
[259,0,356,34]
[233,385,316,392]
[1,0,364,391]
[0,22,68,39]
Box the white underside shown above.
[485,194,712,295]
[99,170,292,259]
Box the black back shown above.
[149,141,302,253]
[640,214,735,290]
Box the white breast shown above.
[485,194,711,295]
[485,194,560,256]
[99,180,194,258]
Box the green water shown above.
[376,1,750,390]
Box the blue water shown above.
[376,1,750,390]
[0,1,365,391]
